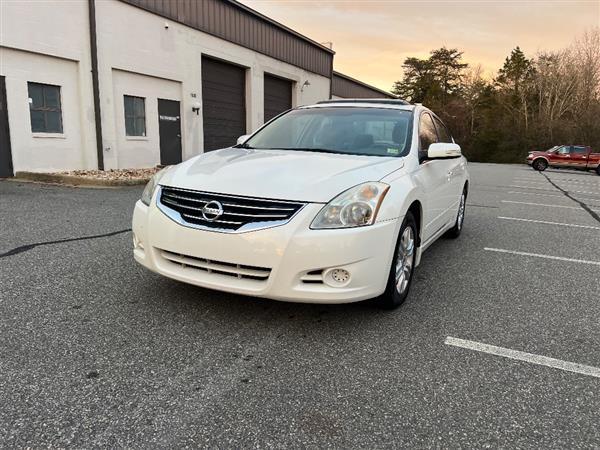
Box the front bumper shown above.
[132,195,401,304]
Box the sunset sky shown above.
[239,0,600,93]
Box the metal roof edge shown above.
[333,71,396,98]
[226,0,336,55]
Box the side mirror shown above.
[427,142,462,159]
[236,134,251,146]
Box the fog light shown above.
[324,268,351,287]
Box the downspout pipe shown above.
[88,0,104,170]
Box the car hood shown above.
[159,147,405,203]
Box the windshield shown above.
[244,107,413,157]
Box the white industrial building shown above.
[0,0,394,176]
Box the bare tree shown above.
[462,65,488,135]
[532,50,578,142]
[570,28,600,144]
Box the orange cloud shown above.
[239,0,600,91]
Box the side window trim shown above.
[418,111,439,151]
[431,114,452,143]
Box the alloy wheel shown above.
[395,226,415,295]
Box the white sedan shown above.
[132,99,469,308]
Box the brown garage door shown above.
[264,74,292,123]
[201,57,246,151]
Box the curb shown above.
[14,171,151,187]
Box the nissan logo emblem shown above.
[201,200,224,221]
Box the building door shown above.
[201,56,246,151]
[0,76,13,177]
[264,74,292,123]
[158,99,182,165]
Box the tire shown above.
[445,187,467,239]
[533,159,548,171]
[596,166,600,176]
[377,212,417,309]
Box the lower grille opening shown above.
[159,249,271,281]
[300,269,324,284]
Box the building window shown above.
[28,82,63,133]
[124,95,146,137]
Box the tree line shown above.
[391,28,600,163]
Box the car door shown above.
[412,112,450,243]
[553,145,572,167]
[432,115,463,215]
[571,146,589,169]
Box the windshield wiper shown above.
[278,147,346,154]
[237,142,254,149]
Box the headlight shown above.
[311,182,390,229]
[141,167,169,206]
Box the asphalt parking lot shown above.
[1,162,599,448]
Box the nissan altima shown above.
[132,99,469,308]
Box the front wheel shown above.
[596,166,600,176]
[377,212,417,309]
[533,159,548,171]
[445,188,466,239]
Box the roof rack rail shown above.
[317,98,411,106]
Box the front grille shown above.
[159,249,271,281]
[159,186,305,231]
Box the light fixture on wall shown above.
[300,80,311,92]
[192,101,201,115]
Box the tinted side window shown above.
[573,146,587,154]
[433,116,452,143]
[419,113,438,151]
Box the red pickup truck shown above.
[527,145,600,175]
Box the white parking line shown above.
[501,200,600,212]
[507,190,566,198]
[445,337,600,379]
[484,247,600,266]
[509,184,555,191]
[501,200,581,209]
[497,216,600,230]
[507,191,600,202]
[514,177,600,185]
[509,185,600,195]
[510,181,548,186]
